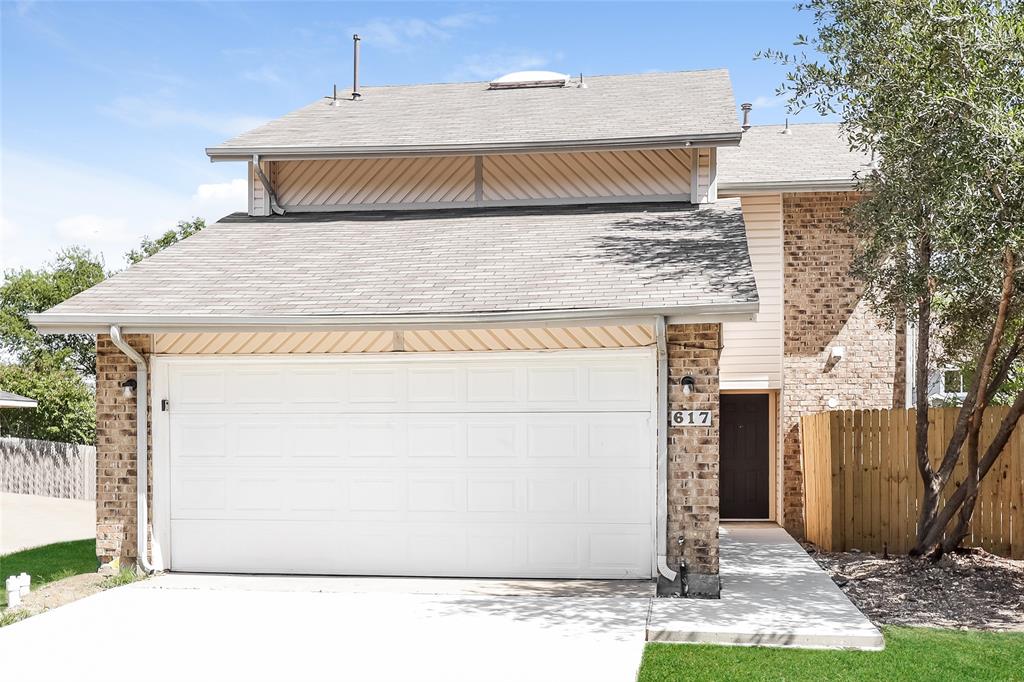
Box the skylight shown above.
[488,71,570,90]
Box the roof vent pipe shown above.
[782,117,792,135]
[740,102,752,131]
[352,34,361,100]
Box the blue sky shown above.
[1,1,828,271]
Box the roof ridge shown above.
[343,68,732,90]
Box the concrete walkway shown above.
[648,523,884,649]
[0,493,95,554]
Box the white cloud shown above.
[448,50,558,82]
[192,179,248,218]
[194,178,247,202]
[242,66,282,84]
[353,11,493,52]
[0,150,247,273]
[55,214,133,243]
[100,95,267,137]
[751,94,786,109]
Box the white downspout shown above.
[109,325,153,574]
[655,316,678,582]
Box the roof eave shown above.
[30,302,759,336]
[206,132,743,162]
[717,178,860,195]
[0,399,38,409]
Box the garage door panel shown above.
[236,422,285,458]
[287,421,341,459]
[228,369,285,404]
[408,368,460,403]
[166,351,655,578]
[230,477,283,512]
[349,367,401,403]
[285,368,342,404]
[170,519,652,578]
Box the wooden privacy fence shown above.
[0,437,96,500]
[801,408,1023,559]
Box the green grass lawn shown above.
[0,539,98,607]
[639,627,1024,682]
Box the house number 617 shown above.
[671,410,712,426]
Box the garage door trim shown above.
[150,348,656,576]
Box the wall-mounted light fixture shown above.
[120,378,137,398]
[829,346,846,361]
[681,375,696,396]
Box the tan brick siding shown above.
[95,333,152,565]
[666,323,721,582]
[781,192,905,537]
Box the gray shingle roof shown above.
[36,201,757,325]
[718,123,873,191]
[207,70,741,159]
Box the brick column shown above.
[95,333,152,568]
[666,323,721,598]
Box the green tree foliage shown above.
[762,0,1024,555]
[0,357,95,444]
[0,248,106,377]
[125,217,205,265]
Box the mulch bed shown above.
[804,543,1024,631]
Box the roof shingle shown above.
[207,70,741,158]
[718,123,872,190]
[39,201,757,322]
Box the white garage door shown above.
[160,350,655,579]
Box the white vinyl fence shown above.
[0,437,96,500]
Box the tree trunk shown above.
[914,247,1016,556]
[912,271,937,550]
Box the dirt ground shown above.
[806,543,1024,631]
[10,573,106,617]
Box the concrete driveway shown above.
[0,574,652,682]
[0,493,95,554]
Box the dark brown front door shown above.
[720,394,770,519]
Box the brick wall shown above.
[666,323,721,597]
[95,333,152,566]
[782,192,905,537]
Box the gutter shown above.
[206,132,743,162]
[717,178,859,195]
[108,326,153,574]
[655,316,677,583]
[30,304,758,335]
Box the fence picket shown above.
[0,437,96,500]
[801,407,1021,558]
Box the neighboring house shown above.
[30,69,903,597]
[0,391,38,410]
[0,391,38,436]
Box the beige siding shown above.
[153,325,655,354]
[260,149,693,213]
[690,147,717,204]
[720,194,782,388]
[274,156,475,208]
[248,161,272,217]
[482,149,691,202]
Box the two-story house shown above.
[31,68,903,597]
